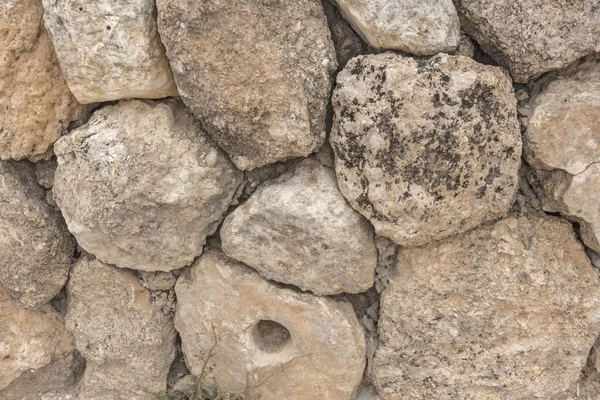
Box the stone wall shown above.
[2,1,600,399]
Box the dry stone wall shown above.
[1,1,600,399]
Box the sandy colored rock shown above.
[156,0,336,170]
[333,0,459,55]
[525,62,600,175]
[454,0,600,82]
[42,0,177,104]
[0,287,80,400]
[221,158,377,295]
[175,250,366,400]
[0,161,75,307]
[53,100,242,271]
[331,53,521,246]
[372,215,600,399]
[66,257,177,400]
[0,0,83,161]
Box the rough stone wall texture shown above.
[3,0,600,399]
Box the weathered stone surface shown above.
[0,287,80,400]
[333,0,460,55]
[0,161,75,307]
[221,158,377,295]
[175,250,366,400]
[0,0,83,161]
[156,0,337,170]
[66,257,177,400]
[372,215,600,399]
[53,100,242,271]
[42,0,177,104]
[454,0,600,82]
[331,53,521,246]
[525,62,600,175]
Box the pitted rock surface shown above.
[175,250,366,400]
[53,100,242,271]
[66,257,177,400]
[331,53,521,246]
[0,161,75,307]
[42,0,177,104]
[0,0,83,161]
[156,0,337,170]
[333,0,460,55]
[372,215,600,399]
[454,0,600,82]
[221,158,377,295]
[0,287,80,399]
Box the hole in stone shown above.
[78,6,83,11]
[106,26,111,31]
[252,320,291,353]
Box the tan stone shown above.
[0,0,84,161]
[331,53,521,246]
[156,0,337,170]
[372,215,600,399]
[175,250,366,400]
[0,161,75,307]
[66,257,177,400]
[0,288,80,400]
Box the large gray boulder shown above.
[333,0,460,55]
[0,161,75,307]
[331,53,521,246]
[156,0,337,170]
[372,215,600,399]
[221,159,377,295]
[66,257,177,400]
[175,250,366,400]
[454,0,600,82]
[53,100,242,272]
[42,0,178,103]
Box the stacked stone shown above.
[1,0,600,399]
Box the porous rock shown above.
[0,287,80,400]
[175,250,366,400]
[66,257,177,400]
[156,0,337,170]
[42,0,177,104]
[454,0,600,82]
[525,61,600,252]
[53,100,242,271]
[331,53,521,246]
[221,158,377,295]
[0,161,75,307]
[0,0,83,161]
[333,0,460,55]
[372,215,600,399]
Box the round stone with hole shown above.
[174,250,366,399]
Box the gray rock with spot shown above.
[331,53,521,246]
[156,0,337,170]
[53,100,242,271]
[221,158,377,295]
[372,215,600,399]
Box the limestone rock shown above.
[66,257,177,400]
[42,0,177,104]
[525,62,600,175]
[0,0,83,161]
[372,215,600,399]
[333,0,460,55]
[156,0,337,170]
[331,53,521,246]
[221,158,377,295]
[322,0,371,69]
[0,288,80,400]
[0,161,75,307]
[53,100,242,271]
[454,0,600,82]
[175,250,366,400]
